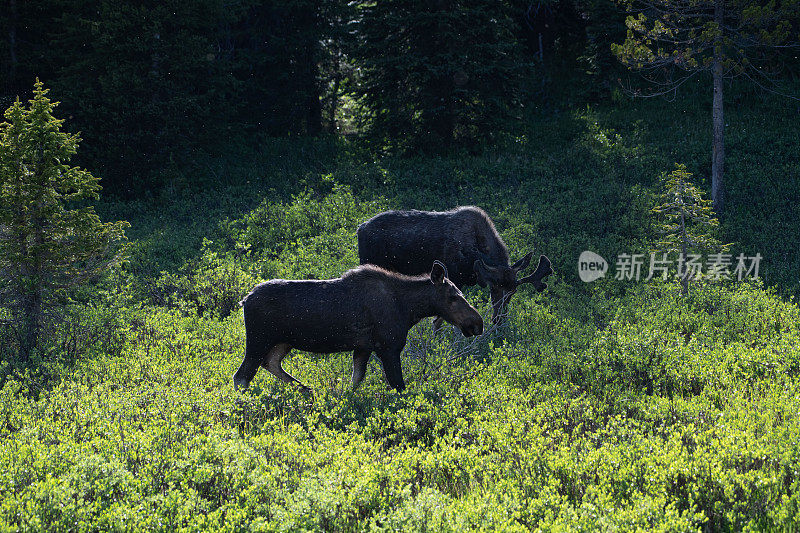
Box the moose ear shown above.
[511,251,533,272]
[474,259,500,286]
[430,260,448,284]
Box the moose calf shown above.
[233,261,483,392]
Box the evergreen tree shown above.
[0,81,128,362]
[652,164,726,294]
[50,0,247,192]
[574,0,628,93]
[353,0,532,151]
[230,0,344,136]
[513,0,628,99]
[45,0,350,188]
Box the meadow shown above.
[1,89,800,531]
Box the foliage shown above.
[352,0,533,151]
[0,0,357,191]
[0,79,799,529]
[50,0,251,191]
[652,163,727,293]
[1,281,799,530]
[612,0,800,90]
[612,0,800,211]
[151,241,260,319]
[0,81,128,363]
[1,0,796,190]
[225,0,353,137]
[573,0,629,95]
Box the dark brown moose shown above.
[357,206,552,325]
[233,261,483,392]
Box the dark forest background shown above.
[0,0,725,194]
[2,0,799,296]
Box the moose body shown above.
[357,206,552,324]
[233,262,483,392]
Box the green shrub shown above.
[3,93,799,530]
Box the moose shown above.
[233,261,483,392]
[357,206,552,326]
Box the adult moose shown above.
[233,262,483,392]
[358,206,552,325]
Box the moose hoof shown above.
[233,378,250,391]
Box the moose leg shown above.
[233,327,272,390]
[432,316,444,332]
[263,343,309,390]
[351,349,371,389]
[378,348,405,392]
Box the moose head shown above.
[430,261,484,337]
[474,253,553,324]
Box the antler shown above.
[517,255,553,292]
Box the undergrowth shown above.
[2,91,799,531]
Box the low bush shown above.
[3,91,800,530]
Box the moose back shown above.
[357,206,552,324]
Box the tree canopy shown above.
[0,0,797,193]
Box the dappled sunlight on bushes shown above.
[2,275,800,529]
[2,104,800,529]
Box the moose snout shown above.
[461,315,484,337]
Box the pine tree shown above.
[652,164,726,294]
[51,0,248,191]
[613,0,800,212]
[230,0,345,136]
[352,0,532,151]
[0,81,128,362]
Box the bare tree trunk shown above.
[327,51,341,134]
[14,234,41,363]
[327,75,340,134]
[679,180,689,295]
[19,292,41,362]
[306,58,322,136]
[711,0,725,213]
[538,33,544,62]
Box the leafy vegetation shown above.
[0,0,799,528]
[0,83,798,529]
